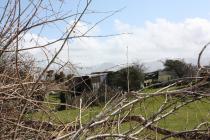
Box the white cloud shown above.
[113,18,210,62]
[23,18,210,68]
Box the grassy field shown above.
[26,87,210,139]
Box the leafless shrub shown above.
[0,0,210,140]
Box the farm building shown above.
[144,70,176,86]
[90,71,110,92]
[68,71,109,94]
[63,71,110,107]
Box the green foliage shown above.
[107,64,144,91]
[164,59,196,78]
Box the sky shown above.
[14,0,210,69]
[91,0,210,33]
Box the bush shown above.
[107,64,144,91]
[164,59,196,78]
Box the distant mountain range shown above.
[76,57,210,75]
[77,63,122,75]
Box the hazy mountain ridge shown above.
[77,57,210,75]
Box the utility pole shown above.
[126,46,130,93]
